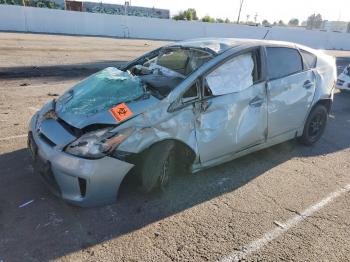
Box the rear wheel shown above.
[298,104,328,146]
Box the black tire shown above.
[298,104,328,146]
[140,141,177,193]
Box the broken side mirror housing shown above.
[200,100,212,112]
[168,98,182,113]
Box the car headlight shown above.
[65,127,134,159]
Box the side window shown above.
[266,47,303,80]
[346,65,350,76]
[251,49,262,83]
[157,49,188,75]
[143,56,158,67]
[204,52,258,96]
[182,81,199,103]
[203,78,213,97]
[300,49,317,69]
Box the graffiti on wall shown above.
[0,0,170,19]
[83,2,169,19]
[0,0,63,9]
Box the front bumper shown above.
[28,114,134,207]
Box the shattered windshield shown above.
[57,67,144,115]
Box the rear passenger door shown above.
[266,47,316,139]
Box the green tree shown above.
[173,8,198,21]
[216,18,224,23]
[185,10,193,20]
[173,11,185,20]
[288,18,299,26]
[262,19,271,26]
[202,15,215,23]
[278,20,286,26]
[225,18,231,23]
[306,13,322,29]
[185,8,198,20]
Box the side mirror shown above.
[201,100,212,112]
[192,100,211,113]
[168,98,182,113]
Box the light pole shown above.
[237,0,244,23]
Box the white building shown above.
[321,20,350,33]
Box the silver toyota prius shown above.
[28,38,336,207]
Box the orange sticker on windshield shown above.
[110,103,133,122]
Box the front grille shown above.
[28,132,61,196]
[57,117,82,137]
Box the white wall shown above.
[1,5,350,50]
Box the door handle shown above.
[303,80,314,89]
[249,96,264,107]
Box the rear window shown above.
[266,47,303,80]
[300,49,317,69]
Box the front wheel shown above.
[298,104,328,146]
[140,141,177,193]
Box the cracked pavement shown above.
[0,33,350,262]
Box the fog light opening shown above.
[78,177,87,197]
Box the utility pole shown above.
[237,0,244,23]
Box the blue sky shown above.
[98,0,350,23]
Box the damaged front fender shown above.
[116,102,199,163]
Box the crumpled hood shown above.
[56,96,159,129]
[54,67,160,129]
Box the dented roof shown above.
[167,38,306,54]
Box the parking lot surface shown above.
[0,33,350,262]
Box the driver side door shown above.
[194,49,268,164]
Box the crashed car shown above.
[336,64,350,91]
[28,38,336,207]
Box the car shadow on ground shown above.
[0,92,349,261]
